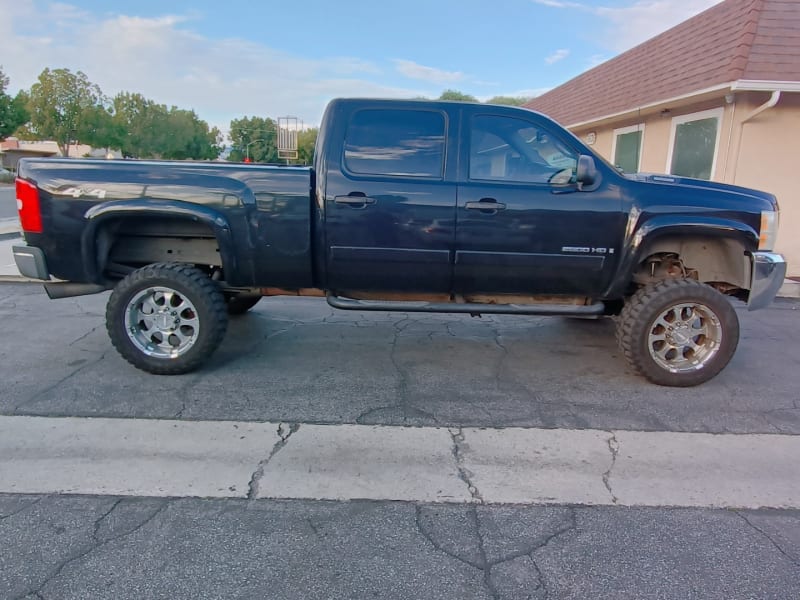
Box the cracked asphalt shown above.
[2,283,800,599]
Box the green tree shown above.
[112,92,167,158]
[438,89,478,102]
[26,68,106,154]
[80,105,125,152]
[485,96,531,106]
[228,116,278,163]
[0,68,30,139]
[112,93,220,160]
[160,107,222,160]
[296,127,318,165]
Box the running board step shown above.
[326,294,605,316]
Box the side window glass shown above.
[344,109,445,177]
[470,115,577,184]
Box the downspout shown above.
[722,95,736,183]
[731,90,781,185]
[742,90,781,123]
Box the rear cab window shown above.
[343,109,446,178]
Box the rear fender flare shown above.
[81,199,236,282]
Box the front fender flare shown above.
[605,215,759,298]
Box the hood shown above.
[624,172,778,210]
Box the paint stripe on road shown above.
[0,416,798,508]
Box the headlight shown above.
[759,210,779,251]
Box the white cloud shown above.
[594,1,725,51]
[545,49,570,65]
[587,54,609,68]
[532,0,584,8]
[393,59,465,85]
[0,2,426,130]
[533,0,724,52]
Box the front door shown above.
[325,107,457,293]
[455,111,625,296]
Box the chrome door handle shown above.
[334,195,376,205]
[465,200,506,211]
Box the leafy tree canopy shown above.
[14,68,220,159]
[434,90,532,106]
[485,95,531,106]
[26,68,106,155]
[0,67,31,140]
[228,116,279,163]
[111,92,221,159]
[438,89,478,103]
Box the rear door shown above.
[325,105,457,293]
[455,109,624,296]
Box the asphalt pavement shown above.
[0,184,16,220]
[0,282,799,599]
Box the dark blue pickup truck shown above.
[13,98,786,386]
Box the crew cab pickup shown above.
[12,98,787,386]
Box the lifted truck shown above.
[13,98,786,386]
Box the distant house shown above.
[0,139,59,171]
[525,0,800,276]
[0,138,121,171]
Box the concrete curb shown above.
[778,279,800,299]
[0,218,20,237]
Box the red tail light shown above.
[16,178,43,233]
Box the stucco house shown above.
[525,0,800,276]
[0,139,59,171]
[0,138,122,170]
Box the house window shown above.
[667,108,724,180]
[612,124,644,173]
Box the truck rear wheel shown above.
[106,263,228,375]
[616,279,739,387]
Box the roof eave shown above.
[564,82,735,129]
[564,79,800,129]
[731,80,800,92]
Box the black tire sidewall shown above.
[618,280,740,387]
[107,264,228,374]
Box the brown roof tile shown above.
[525,0,800,125]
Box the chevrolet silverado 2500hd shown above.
[12,98,787,386]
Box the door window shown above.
[469,115,577,185]
[343,109,446,178]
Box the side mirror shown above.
[576,155,597,186]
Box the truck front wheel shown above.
[106,263,228,375]
[616,279,739,386]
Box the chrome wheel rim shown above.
[124,286,200,359]
[647,302,722,373]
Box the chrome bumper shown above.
[748,252,787,311]
[12,245,50,280]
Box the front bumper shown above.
[12,244,50,280]
[748,252,787,311]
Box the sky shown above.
[1,0,723,138]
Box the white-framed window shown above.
[611,124,645,174]
[666,107,724,180]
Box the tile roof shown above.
[525,0,800,126]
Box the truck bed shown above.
[18,158,314,287]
